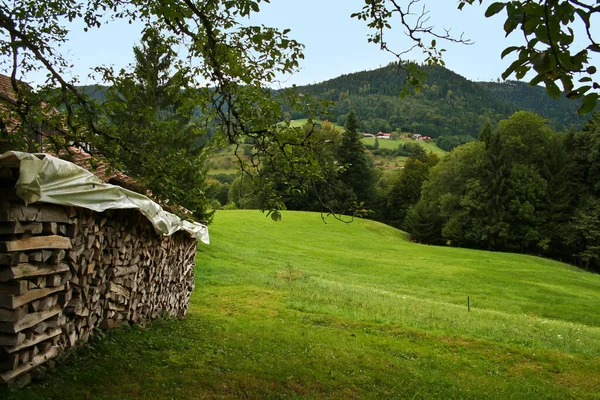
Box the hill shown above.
[287,63,588,140]
[10,211,600,399]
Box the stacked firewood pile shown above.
[0,193,198,383]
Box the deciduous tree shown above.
[353,0,599,113]
[0,0,329,219]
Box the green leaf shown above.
[270,210,282,222]
[578,93,598,115]
[545,80,561,99]
[500,46,521,59]
[529,73,544,86]
[485,2,505,17]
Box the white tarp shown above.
[0,151,209,244]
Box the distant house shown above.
[363,133,375,138]
[422,136,432,142]
[412,133,422,141]
[0,74,141,193]
[0,74,59,151]
[377,132,392,139]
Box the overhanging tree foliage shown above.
[353,0,599,114]
[0,0,332,220]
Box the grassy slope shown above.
[362,137,447,169]
[289,118,343,131]
[361,137,447,157]
[204,122,447,174]
[6,211,600,399]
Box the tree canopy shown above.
[352,0,600,114]
[1,0,599,222]
[0,0,333,218]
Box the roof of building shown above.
[0,73,141,193]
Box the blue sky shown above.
[19,0,597,88]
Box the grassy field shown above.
[204,145,249,175]
[361,137,446,169]
[6,211,600,399]
[288,118,343,131]
[362,137,447,157]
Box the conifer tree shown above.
[337,111,375,209]
[100,29,212,221]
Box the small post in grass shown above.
[467,296,471,312]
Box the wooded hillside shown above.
[286,63,586,141]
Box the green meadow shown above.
[5,211,600,399]
[361,136,446,157]
[288,118,343,131]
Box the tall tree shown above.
[98,28,212,221]
[337,111,376,210]
[383,152,439,229]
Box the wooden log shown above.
[31,322,48,335]
[113,266,138,277]
[0,346,59,384]
[42,222,58,235]
[0,263,70,282]
[108,302,126,312]
[85,235,95,250]
[67,244,84,264]
[29,300,41,313]
[0,286,64,310]
[45,313,66,329]
[0,306,28,322]
[48,250,65,265]
[28,252,43,263]
[0,332,25,346]
[82,249,94,263]
[64,224,76,238]
[0,222,43,235]
[0,252,28,266]
[86,262,96,275]
[109,281,130,298]
[0,353,19,372]
[76,307,89,317]
[59,272,71,286]
[38,295,58,311]
[45,274,62,287]
[0,202,69,223]
[29,276,46,290]
[0,281,28,295]
[99,319,120,330]
[41,250,53,263]
[64,298,83,316]
[0,235,72,252]
[0,305,61,334]
[20,350,30,365]
[57,289,72,307]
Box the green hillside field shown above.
[361,137,446,169]
[6,211,600,399]
[362,136,447,157]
